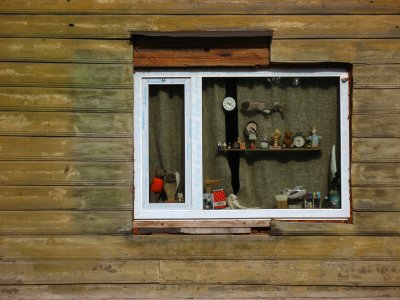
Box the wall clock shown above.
[222,97,236,111]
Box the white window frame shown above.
[134,68,350,220]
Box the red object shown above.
[212,189,227,209]
[150,177,164,193]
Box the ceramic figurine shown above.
[282,130,293,148]
[233,137,241,149]
[222,142,227,149]
[307,127,322,148]
[260,134,269,149]
[217,141,222,150]
[271,129,282,149]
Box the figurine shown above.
[271,129,282,149]
[233,137,241,149]
[282,130,293,148]
[307,127,322,148]
[260,134,269,149]
[217,141,223,150]
[222,142,227,150]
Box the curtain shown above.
[236,77,339,208]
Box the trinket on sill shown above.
[233,137,241,149]
[217,141,223,150]
[260,134,269,149]
[282,130,293,148]
[149,167,166,203]
[307,127,322,148]
[246,121,259,142]
[270,129,282,149]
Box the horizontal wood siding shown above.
[0,15,399,39]
[1,0,399,15]
[1,0,399,298]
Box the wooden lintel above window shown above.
[131,31,271,68]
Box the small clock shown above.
[246,121,259,142]
[292,133,306,148]
[222,97,236,111]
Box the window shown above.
[134,69,350,220]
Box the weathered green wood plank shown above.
[353,114,400,138]
[353,65,400,89]
[1,0,399,15]
[0,15,399,39]
[0,63,132,88]
[0,186,132,210]
[2,285,400,300]
[352,138,400,163]
[271,212,400,236]
[160,259,400,286]
[271,39,400,63]
[0,38,132,63]
[353,88,400,114]
[352,163,400,186]
[0,87,133,112]
[0,162,133,186]
[0,112,132,137]
[353,187,400,211]
[1,235,400,260]
[0,260,157,284]
[1,258,400,286]
[0,211,132,234]
[0,137,133,161]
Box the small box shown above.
[212,189,227,209]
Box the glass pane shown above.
[202,77,341,210]
[148,84,185,204]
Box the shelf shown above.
[219,148,321,152]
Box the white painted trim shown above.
[134,69,351,220]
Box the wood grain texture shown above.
[0,112,132,137]
[0,15,399,39]
[1,235,400,260]
[353,187,400,212]
[271,212,400,236]
[0,186,132,210]
[0,162,133,186]
[353,64,400,88]
[353,114,400,138]
[0,63,132,88]
[353,88,400,114]
[0,87,133,113]
[0,38,132,63]
[0,87,133,112]
[0,137,133,161]
[271,39,400,63]
[352,163,400,186]
[0,260,157,284]
[0,211,132,234]
[134,48,269,67]
[2,285,400,300]
[0,0,399,15]
[160,259,400,286]
[1,258,400,286]
[352,138,400,163]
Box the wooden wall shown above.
[0,1,400,298]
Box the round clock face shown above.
[293,135,306,148]
[246,121,259,134]
[222,97,236,111]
